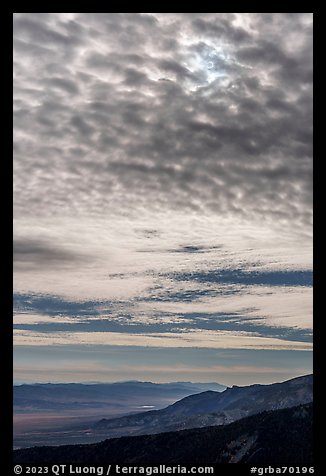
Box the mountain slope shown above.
[14,403,313,465]
[93,374,313,437]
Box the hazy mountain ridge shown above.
[93,374,313,437]
[14,381,226,409]
[14,403,313,465]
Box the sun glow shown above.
[185,44,232,90]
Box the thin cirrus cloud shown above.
[14,328,311,351]
[13,13,312,384]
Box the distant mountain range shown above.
[91,374,313,438]
[14,403,313,465]
[14,380,226,413]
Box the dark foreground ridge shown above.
[14,403,313,465]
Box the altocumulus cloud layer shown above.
[14,13,312,225]
[13,13,313,384]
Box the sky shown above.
[13,13,313,386]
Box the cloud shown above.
[13,276,312,349]
[192,17,252,42]
[13,328,312,351]
[13,13,312,232]
[13,312,312,345]
[13,14,313,384]
[13,292,106,315]
[13,239,82,270]
[172,269,313,287]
